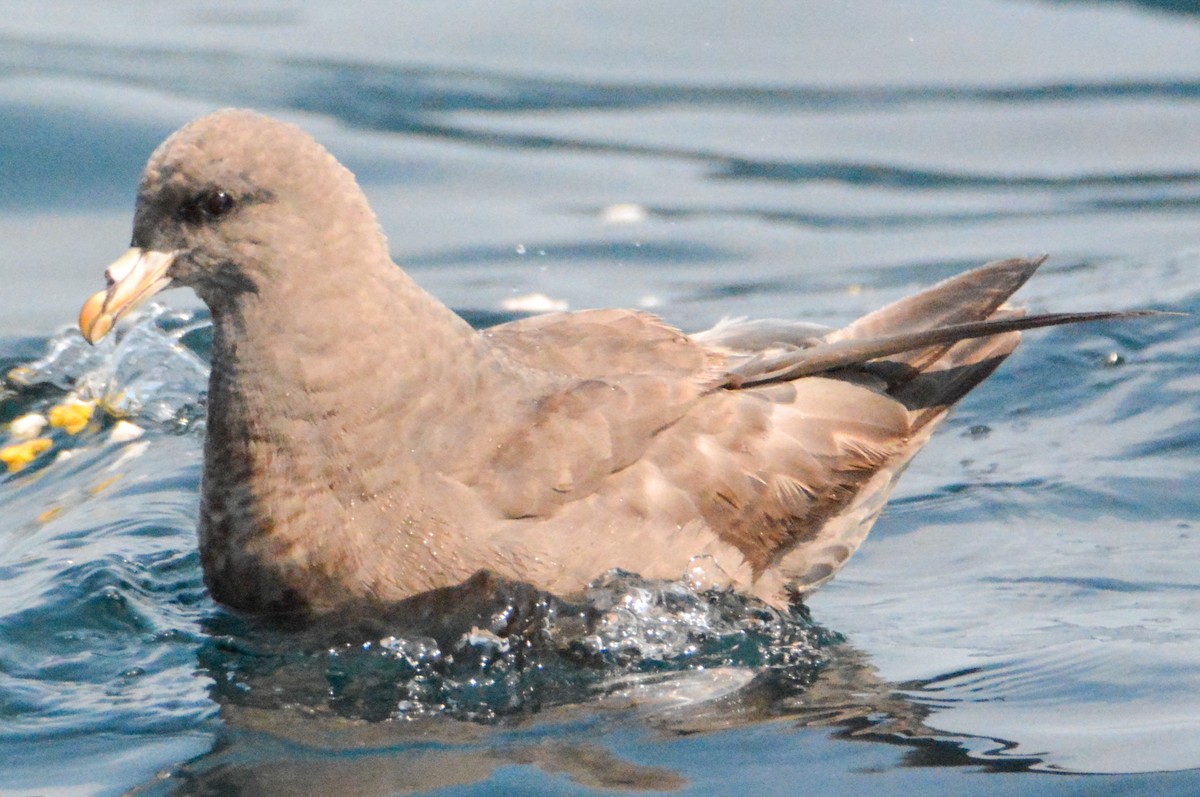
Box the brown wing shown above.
[642,374,913,575]
[460,309,726,518]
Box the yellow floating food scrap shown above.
[48,400,96,435]
[1,438,53,472]
[37,506,62,524]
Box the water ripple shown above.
[5,37,1200,214]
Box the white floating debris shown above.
[108,420,146,444]
[638,295,662,309]
[599,203,649,225]
[459,626,510,652]
[500,292,569,313]
[9,413,48,440]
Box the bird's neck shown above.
[197,252,497,614]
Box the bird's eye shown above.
[180,190,236,224]
[204,190,235,218]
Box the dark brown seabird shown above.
[78,109,1146,617]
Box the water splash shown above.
[6,305,209,431]
[195,569,830,725]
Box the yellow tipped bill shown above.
[79,248,176,343]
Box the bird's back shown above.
[471,260,1038,606]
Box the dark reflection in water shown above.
[11,33,1200,118]
[127,651,1045,797]
[1044,0,1200,17]
[115,570,1058,796]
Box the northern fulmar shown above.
[78,109,1147,617]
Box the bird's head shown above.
[80,109,384,342]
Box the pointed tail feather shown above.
[725,310,1162,387]
[829,256,1047,346]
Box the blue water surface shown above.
[2,2,1200,795]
